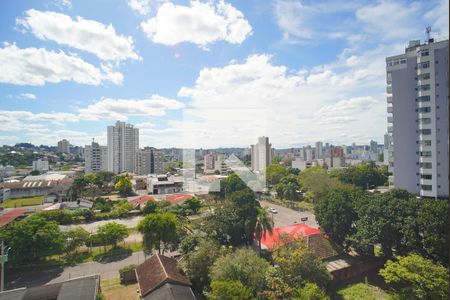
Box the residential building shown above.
[136,254,195,300]
[57,139,70,153]
[137,147,164,175]
[315,141,323,159]
[147,174,183,194]
[326,146,345,168]
[32,159,49,172]
[251,136,272,172]
[386,38,448,197]
[292,158,316,171]
[107,121,139,174]
[203,153,216,173]
[85,140,108,174]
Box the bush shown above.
[38,210,74,225]
[119,264,137,284]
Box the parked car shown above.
[268,207,277,214]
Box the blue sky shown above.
[0,0,448,148]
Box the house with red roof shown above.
[0,208,28,228]
[128,195,155,209]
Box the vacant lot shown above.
[1,196,44,208]
[337,282,393,300]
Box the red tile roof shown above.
[128,195,155,204]
[0,208,28,227]
[259,224,321,249]
[136,254,191,297]
[165,193,193,204]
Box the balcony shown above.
[387,126,393,133]
[387,116,393,123]
[387,106,393,113]
[386,85,392,94]
[387,96,392,103]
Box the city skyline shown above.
[0,0,448,148]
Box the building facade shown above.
[107,121,139,174]
[57,139,70,153]
[386,38,448,198]
[251,136,272,172]
[85,141,108,174]
[32,159,49,172]
[137,147,164,175]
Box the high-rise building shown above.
[251,136,272,172]
[32,159,49,172]
[107,121,139,174]
[137,147,164,175]
[386,38,448,198]
[85,141,108,174]
[57,139,70,153]
[203,153,216,173]
[315,141,323,159]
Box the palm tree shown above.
[255,207,274,256]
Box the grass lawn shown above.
[101,278,139,300]
[1,196,44,208]
[337,283,394,300]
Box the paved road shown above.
[6,250,180,290]
[259,200,318,228]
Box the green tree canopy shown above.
[331,161,389,189]
[114,174,133,196]
[265,164,289,186]
[64,226,90,254]
[96,222,129,248]
[210,248,272,296]
[138,212,179,254]
[0,215,64,264]
[299,166,344,200]
[379,254,448,299]
[207,280,253,300]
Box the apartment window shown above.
[417,84,430,91]
[419,140,432,146]
[419,118,431,124]
[421,50,429,56]
[419,151,432,157]
[418,73,430,80]
[417,95,430,102]
[419,62,430,69]
[420,174,432,180]
[418,107,431,113]
[420,162,432,169]
[421,185,432,191]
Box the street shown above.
[259,200,318,228]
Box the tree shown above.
[332,161,388,189]
[299,166,344,200]
[255,207,274,255]
[208,280,253,300]
[181,239,228,292]
[275,174,300,201]
[272,236,332,290]
[114,174,133,196]
[315,187,361,247]
[0,215,64,264]
[379,254,448,299]
[265,164,289,186]
[141,201,158,215]
[30,170,40,176]
[138,212,178,254]
[109,201,133,218]
[210,249,272,296]
[183,197,202,214]
[64,226,90,254]
[292,283,330,300]
[96,222,128,248]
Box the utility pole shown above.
[1,241,11,292]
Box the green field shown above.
[1,196,44,208]
[337,283,394,300]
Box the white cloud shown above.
[78,95,185,121]
[127,0,167,15]
[356,1,423,40]
[425,0,449,40]
[140,0,252,48]
[174,52,389,148]
[0,43,123,86]
[19,93,37,100]
[17,9,140,61]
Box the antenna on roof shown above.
[426,26,431,42]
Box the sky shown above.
[0,0,448,148]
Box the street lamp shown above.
[1,241,11,292]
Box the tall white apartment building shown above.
[251,136,272,172]
[85,141,108,174]
[137,147,164,175]
[386,38,448,198]
[315,141,323,159]
[107,121,139,174]
[32,159,49,172]
[57,139,70,153]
